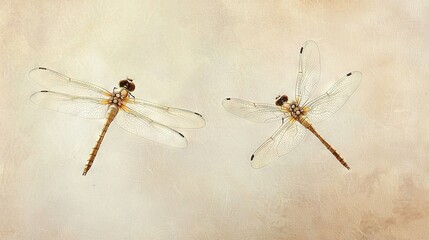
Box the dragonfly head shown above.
[119,78,135,92]
[275,95,288,107]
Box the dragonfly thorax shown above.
[289,101,305,119]
[109,87,129,106]
[275,95,306,119]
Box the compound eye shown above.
[119,80,128,88]
[119,79,135,91]
[282,95,288,102]
[275,95,288,106]
[127,81,135,91]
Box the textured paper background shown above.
[1,1,429,239]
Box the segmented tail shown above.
[304,120,351,170]
[82,107,118,176]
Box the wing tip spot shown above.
[194,112,203,117]
[226,98,231,100]
[39,67,47,70]
[300,47,303,54]
[347,72,352,76]
[40,90,49,92]
[251,154,255,161]
[178,132,185,138]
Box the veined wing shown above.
[30,91,108,119]
[305,71,362,123]
[250,120,307,169]
[29,67,111,98]
[124,99,205,129]
[295,40,321,105]
[116,106,188,148]
[222,98,285,123]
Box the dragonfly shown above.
[223,41,362,170]
[30,67,205,175]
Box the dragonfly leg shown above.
[128,92,136,102]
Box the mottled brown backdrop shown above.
[1,0,428,239]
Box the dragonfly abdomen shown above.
[82,105,119,176]
[300,117,351,170]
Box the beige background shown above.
[1,0,429,239]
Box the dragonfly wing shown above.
[124,99,205,129]
[30,91,108,119]
[115,106,188,148]
[250,120,307,169]
[222,98,285,123]
[29,67,111,98]
[305,71,362,123]
[295,41,321,105]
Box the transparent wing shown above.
[29,67,111,98]
[222,98,286,123]
[295,40,321,105]
[124,99,205,129]
[305,71,362,123]
[250,120,307,169]
[116,106,188,148]
[30,91,108,119]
